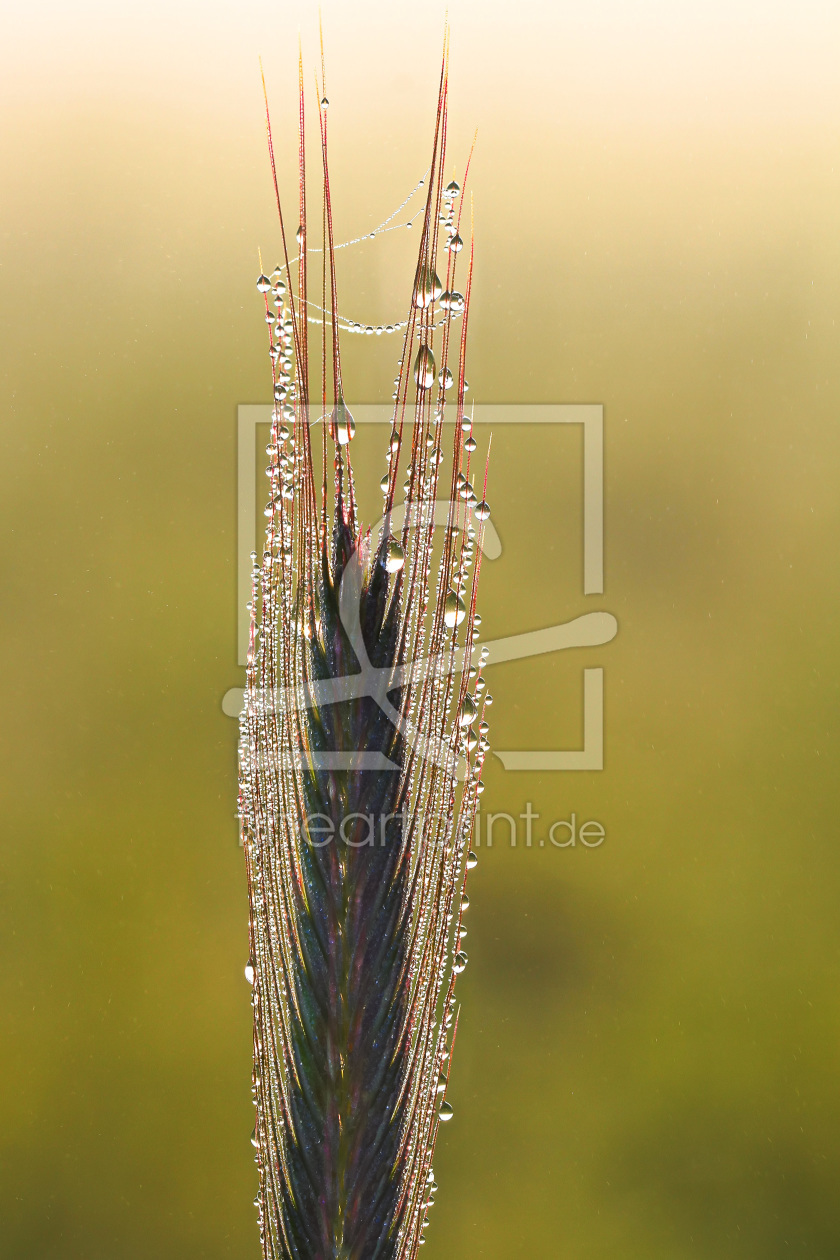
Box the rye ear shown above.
[240,34,492,1260]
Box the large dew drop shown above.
[384,539,405,573]
[443,590,466,628]
[438,1101,454,1122]
[331,400,356,445]
[413,267,442,309]
[458,695,478,726]
[413,344,436,390]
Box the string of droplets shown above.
[256,175,466,339]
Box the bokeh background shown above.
[2,1,840,1256]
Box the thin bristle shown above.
[240,41,489,1260]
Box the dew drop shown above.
[445,179,461,198]
[320,96,329,109]
[414,267,443,309]
[458,695,477,726]
[435,1073,447,1094]
[453,950,468,973]
[439,290,452,309]
[449,233,464,253]
[461,894,470,910]
[332,400,356,445]
[295,225,304,246]
[448,290,465,312]
[466,850,478,869]
[438,1101,454,1122]
[438,367,454,390]
[384,539,405,573]
[474,500,491,520]
[464,436,477,452]
[443,590,466,628]
[244,960,256,985]
[256,274,271,293]
[250,1128,259,1148]
[413,344,436,390]
[380,473,390,492]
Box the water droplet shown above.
[439,290,452,309]
[436,1073,447,1093]
[413,344,436,390]
[460,415,472,432]
[257,274,271,293]
[438,367,454,390]
[449,233,464,253]
[245,959,256,985]
[443,590,466,628]
[320,96,329,109]
[484,693,493,706]
[464,436,477,452]
[466,850,478,869]
[461,894,470,910]
[475,779,486,793]
[474,500,491,520]
[438,1101,454,1122]
[380,473,390,492]
[414,267,443,309]
[384,539,405,572]
[332,400,356,445]
[295,225,304,246]
[458,695,477,726]
[448,290,465,312]
[250,1127,259,1148]
[453,950,468,973]
[478,720,489,736]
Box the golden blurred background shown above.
[2,1,839,1256]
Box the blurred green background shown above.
[2,2,839,1257]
